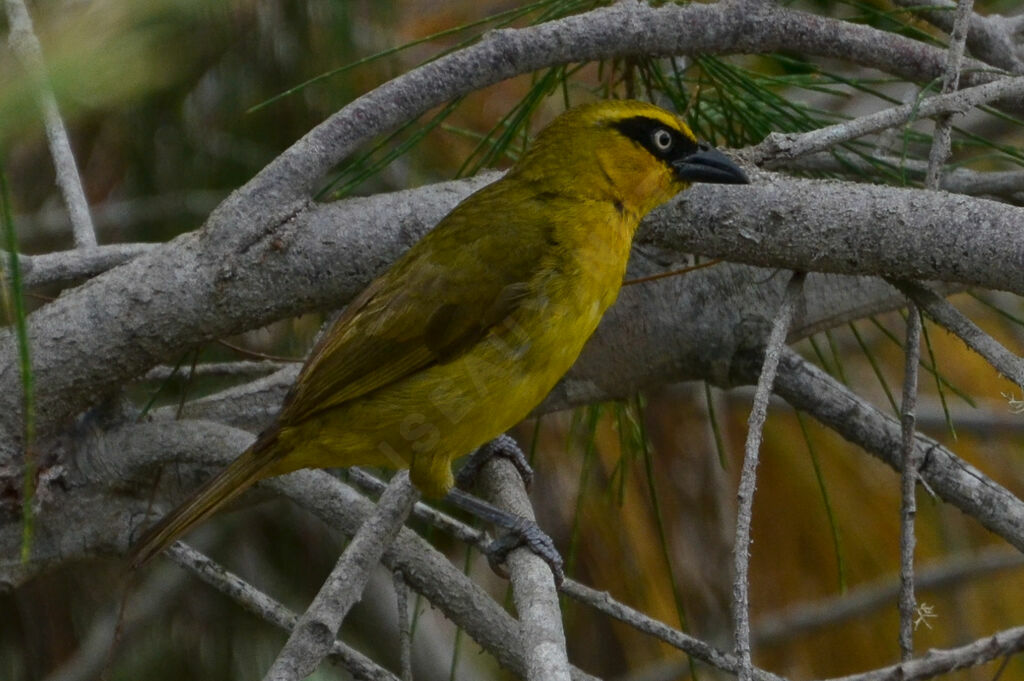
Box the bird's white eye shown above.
[651,128,674,152]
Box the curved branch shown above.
[228,0,1002,214]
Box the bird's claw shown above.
[457,434,534,490]
[485,515,565,585]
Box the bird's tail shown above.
[130,434,280,568]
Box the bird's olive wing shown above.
[275,186,547,427]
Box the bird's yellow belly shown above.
[277,269,617,498]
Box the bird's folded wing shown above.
[276,187,549,426]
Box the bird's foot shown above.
[445,487,564,585]
[485,515,565,585]
[456,434,533,490]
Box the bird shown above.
[130,99,749,567]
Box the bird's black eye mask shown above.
[611,116,699,165]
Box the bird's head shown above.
[511,100,748,218]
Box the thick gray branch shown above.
[2,171,1020,453]
[162,266,949,432]
[647,172,1024,294]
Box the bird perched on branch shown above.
[131,99,748,567]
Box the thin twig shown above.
[263,472,418,681]
[924,0,974,189]
[901,1,971,652]
[394,570,412,681]
[140,360,291,383]
[754,547,1024,646]
[775,152,1024,199]
[733,272,805,681]
[745,75,1024,166]
[898,304,923,660]
[166,542,402,681]
[562,579,785,681]
[891,280,1024,389]
[4,0,96,248]
[820,625,1024,681]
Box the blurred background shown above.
[2,1,1023,679]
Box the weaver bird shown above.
[131,99,748,567]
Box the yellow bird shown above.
[131,99,748,566]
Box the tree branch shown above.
[742,349,1024,553]
[3,168,1020,454]
[167,542,401,681]
[745,76,1024,166]
[822,624,1024,681]
[4,0,96,248]
[897,304,923,660]
[477,454,571,681]
[1,420,603,681]
[733,272,805,681]
[891,280,1024,388]
[559,579,785,681]
[892,0,1024,73]
[224,0,1009,218]
[263,472,418,681]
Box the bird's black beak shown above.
[673,145,749,185]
